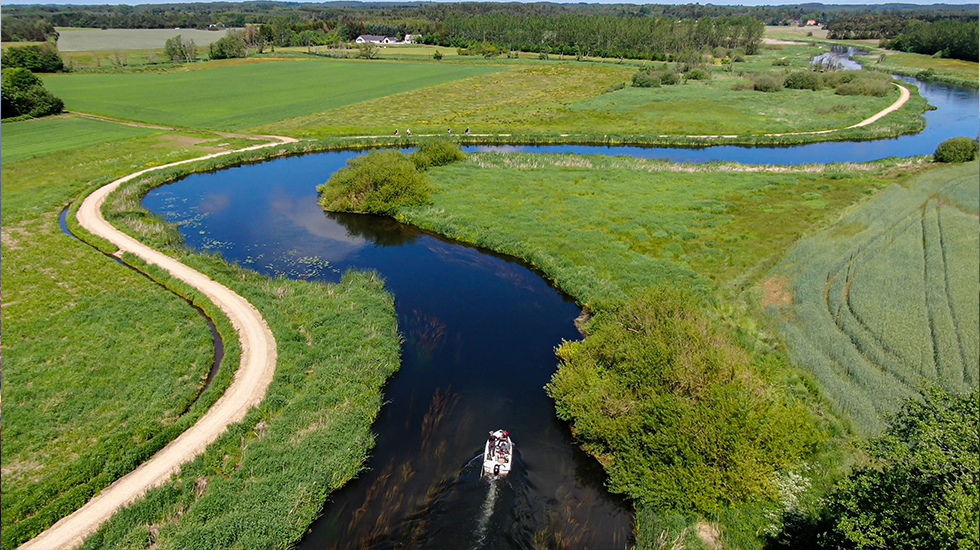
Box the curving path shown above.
[18,137,295,550]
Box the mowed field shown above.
[771,161,979,434]
[56,28,233,52]
[42,58,502,131]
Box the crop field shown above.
[771,161,979,434]
[56,28,233,52]
[0,116,160,163]
[41,59,502,130]
[397,152,906,308]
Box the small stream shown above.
[142,76,977,549]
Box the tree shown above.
[819,388,979,550]
[356,42,378,59]
[1,67,64,119]
[1,43,64,72]
[164,35,197,63]
[209,30,247,59]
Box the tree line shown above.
[429,14,764,59]
[3,1,975,42]
[882,19,978,62]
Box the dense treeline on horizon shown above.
[436,14,764,58]
[826,15,977,60]
[2,1,976,42]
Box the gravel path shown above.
[18,137,295,550]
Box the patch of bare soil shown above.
[761,276,793,308]
[696,521,723,550]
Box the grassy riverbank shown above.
[67,154,402,550]
[0,120,252,549]
[400,152,925,306]
[2,119,405,549]
[350,151,947,547]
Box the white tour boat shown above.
[483,429,514,476]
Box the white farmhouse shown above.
[355,35,396,44]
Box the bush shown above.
[772,57,791,66]
[784,71,824,91]
[432,50,443,61]
[0,43,64,72]
[545,287,819,515]
[814,389,979,550]
[409,139,466,170]
[684,68,711,81]
[632,71,660,88]
[1,67,63,119]
[538,52,549,60]
[604,81,627,93]
[752,73,784,92]
[934,137,980,163]
[317,150,433,215]
[658,71,679,85]
[835,80,891,97]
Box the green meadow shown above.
[257,44,915,139]
[0,115,160,163]
[771,161,979,434]
[0,123,246,548]
[42,58,502,130]
[400,153,910,307]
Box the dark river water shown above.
[142,78,977,549]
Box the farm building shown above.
[355,35,396,44]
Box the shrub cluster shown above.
[933,137,980,163]
[0,43,63,73]
[1,68,63,119]
[318,141,465,215]
[631,66,681,88]
[546,287,818,515]
[739,70,894,97]
[683,68,711,81]
[410,139,466,170]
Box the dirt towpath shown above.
[18,136,295,550]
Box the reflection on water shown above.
[144,153,634,549]
[140,76,976,549]
[810,45,868,71]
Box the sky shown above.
[2,0,978,5]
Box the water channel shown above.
[142,77,977,549]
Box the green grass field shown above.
[41,59,502,130]
[771,161,979,434]
[1,116,160,163]
[1,119,404,549]
[256,44,917,138]
[395,153,910,308]
[0,129,245,549]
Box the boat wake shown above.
[471,474,500,549]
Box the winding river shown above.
[142,77,977,549]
